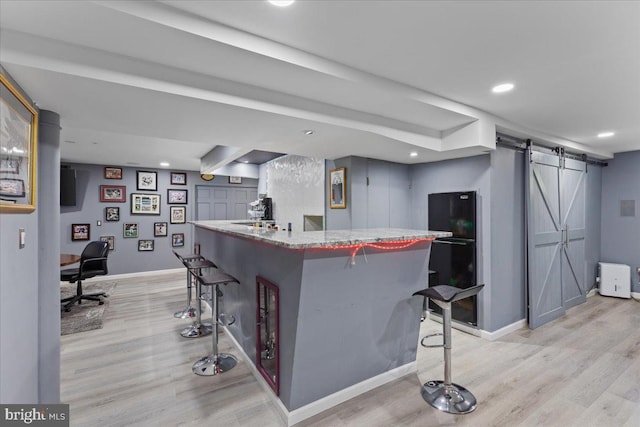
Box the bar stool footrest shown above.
[421,380,477,414]
[420,333,444,348]
[192,353,237,376]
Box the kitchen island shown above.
[191,220,450,425]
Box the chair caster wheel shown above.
[64,308,71,312]
[99,301,104,305]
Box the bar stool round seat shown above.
[172,250,205,319]
[192,270,239,376]
[180,258,217,338]
[412,284,484,415]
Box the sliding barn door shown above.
[560,158,587,309]
[526,150,586,329]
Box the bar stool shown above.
[180,258,217,338]
[192,270,239,376]
[172,250,205,319]
[412,284,484,415]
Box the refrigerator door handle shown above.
[433,240,468,246]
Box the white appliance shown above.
[597,262,631,298]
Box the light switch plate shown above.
[19,228,25,249]
[97,220,102,226]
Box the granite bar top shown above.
[191,220,452,249]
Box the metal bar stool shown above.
[192,270,239,376]
[180,258,217,338]
[172,250,204,319]
[412,284,484,415]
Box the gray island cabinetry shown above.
[191,220,450,425]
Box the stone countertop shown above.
[191,220,452,249]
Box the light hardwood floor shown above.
[61,271,640,426]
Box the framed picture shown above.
[71,223,90,241]
[123,223,138,238]
[105,206,120,222]
[171,172,187,185]
[100,235,115,251]
[0,158,20,174]
[136,170,157,191]
[171,233,185,247]
[154,221,168,237]
[0,73,38,213]
[167,189,188,204]
[104,167,122,179]
[100,185,126,202]
[170,206,186,224]
[329,167,346,209]
[131,193,161,215]
[229,176,242,184]
[138,239,154,252]
[0,178,26,198]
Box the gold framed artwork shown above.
[329,167,346,209]
[0,73,38,213]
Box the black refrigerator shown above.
[428,191,478,326]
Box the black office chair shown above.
[61,241,110,312]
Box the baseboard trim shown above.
[481,319,527,341]
[287,362,416,426]
[632,292,640,298]
[221,322,416,426]
[61,268,182,285]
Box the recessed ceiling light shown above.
[597,131,615,138]
[268,0,295,6]
[410,152,418,157]
[492,83,515,93]
[160,162,170,167]
[243,161,249,164]
[303,130,314,135]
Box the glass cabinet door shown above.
[256,276,279,395]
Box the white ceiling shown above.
[1,0,638,172]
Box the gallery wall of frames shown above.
[60,163,258,275]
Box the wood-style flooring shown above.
[61,271,640,426]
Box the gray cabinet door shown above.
[196,185,257,220]
[526,151,586,329]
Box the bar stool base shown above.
[180,322,212,338]
[174,306,197,319]
[192,353,237,376]
[218,313,235,326]
[421,380,477,414]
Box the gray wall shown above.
[60,164,257,275]
[585,162,603,292]
[0,68,60,403]
[600,150,640,292]
[37,111,62,403]
[489,147,526,331]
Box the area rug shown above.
[60,282,117,335]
